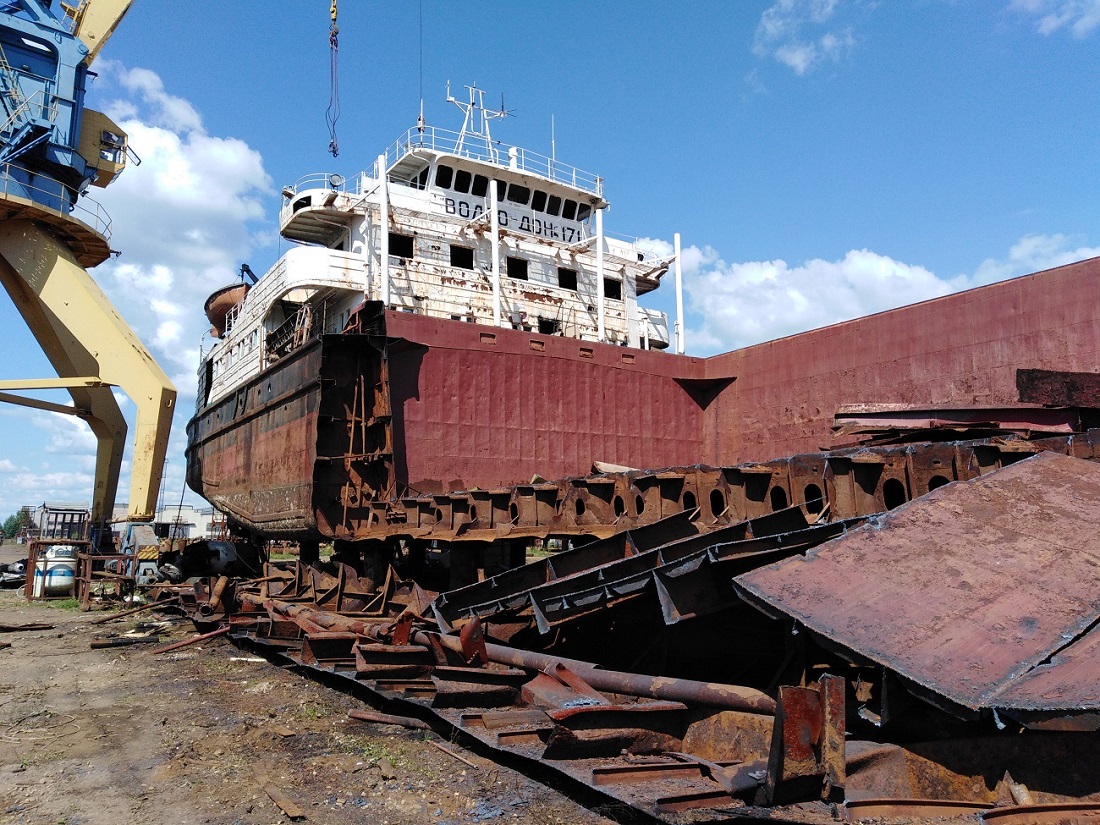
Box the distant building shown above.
[109,501,221,540]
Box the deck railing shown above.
[383,126,604,197]
[0,160,112,240]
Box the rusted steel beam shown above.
[764,675,845,805]
[347,708,430,730]
[91,597,180,624]
[150,625,232,655]
[243,596,775,714]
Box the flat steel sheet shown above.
[734,451,1100,713]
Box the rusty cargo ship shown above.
[185,87,1100,548]
[186,87,687,542]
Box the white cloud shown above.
[89,66,273,366]
[7,470,96,508]
[37,414,99,457]
[111,65,203,133]
[1011,0,1100,37]
[0,459,18,472]
[0,65,274,518]
[969,233,1100,285]
[684,248,948,353]
[683,233,1100,355]
[754,0,858,75]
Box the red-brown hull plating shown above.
[710,257,1100,461]
[186,257,1100,541]
[185,311,717,540]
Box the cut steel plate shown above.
[735,451,1100,717]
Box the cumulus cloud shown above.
[0,65,274,518]
[41,415,99,457]
[86,64,273,514]
[1011,0,1100,37]
[7,470,97,506]
[753,0,858,75]
[969,233,1100,285]
[684,248,949,354]
[682,233,1099,355]
[90,61,273,383]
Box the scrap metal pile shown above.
[174,429,1100,824]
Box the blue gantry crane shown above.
[0,0,176,541]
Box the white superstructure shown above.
[200,86,674,408]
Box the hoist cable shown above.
[326,0,340,157]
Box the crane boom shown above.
[60,0,134,64]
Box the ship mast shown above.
[446,82,508,163]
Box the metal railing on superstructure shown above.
[0,159,112,238]
[383,126,603,198]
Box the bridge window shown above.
[472,174,489,197]
[416,167,429,189]
[546,194,562,216]
[506,183,530,205]
[435,164,454,188]
[531,190,548,212]
[557,268,578,290]
[389,232,414,259]
[604,277,622,300]
[562,199,578,220]
[577,204,592,222]
[450,245,474,270]
[506,257,528,280]
[495,180,506,199]
[454,169,472,194]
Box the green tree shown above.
[2,509,29,540]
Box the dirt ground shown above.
[0,548,618,825]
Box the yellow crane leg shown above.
[0,220,176,522]
[0,382,125,524]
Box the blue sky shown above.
[0,0,1098,517]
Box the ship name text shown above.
[443,198,583,242]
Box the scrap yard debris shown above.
[100,431,1100,824]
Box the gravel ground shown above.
[0,547,618,825]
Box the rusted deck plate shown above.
[734,451,1100,714]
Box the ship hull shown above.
[186,258,1100,542]
[186,308,717,541]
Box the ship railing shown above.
[283,171,349,198]
[384,125,604,198]
[223,297,244,335]
[0,160,112,240]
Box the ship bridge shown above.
[258,84,678,357]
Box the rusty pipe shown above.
[348,708,430,730]
[150,625,232,655]
[201,576,231,615]
[248,597,775,715]
[425,630,775,715]
[91,597,180,625]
